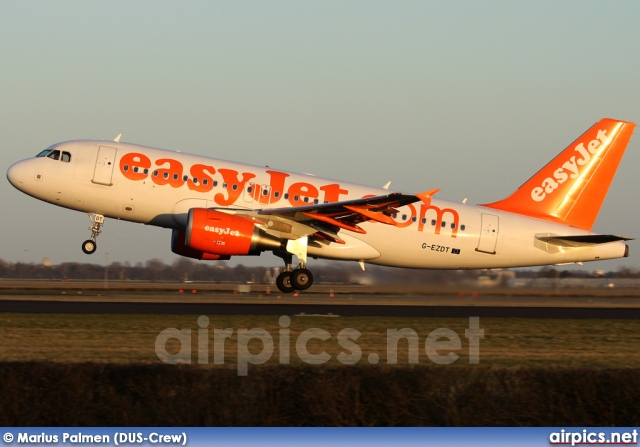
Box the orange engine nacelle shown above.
[184,208,281,256]
[171,229,231,261]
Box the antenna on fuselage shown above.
[114,134,122,142]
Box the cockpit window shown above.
[37,149,71,162]
[47,150,61,160]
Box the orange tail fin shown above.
[482,118,635,230]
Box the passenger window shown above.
[431,219,436,226]
[441,221,446,228]
[461,224,466,231]
[163,172,169,179]
[183,175,188,182]
[451,223,456,229]
[203,179,208,185]
[232,184,238,191]
[153,171,158,177]
[173,174,179,180]
[123,165,129,172]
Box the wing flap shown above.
[302,211,367,234]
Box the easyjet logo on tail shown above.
[530,129,609,202]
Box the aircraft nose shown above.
[6,161,26,188]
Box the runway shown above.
[2,298,640,319]
[3,278,640,319]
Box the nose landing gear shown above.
[82,213,104,255]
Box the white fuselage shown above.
[7,140,628,268]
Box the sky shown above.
[2,1,640,271]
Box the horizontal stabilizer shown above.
[535,234,633,247]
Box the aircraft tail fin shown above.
[482,118,635,230]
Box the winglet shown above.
[302,212,366,234]
[415,188,440,204]
[482,118,635,231]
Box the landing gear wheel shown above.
[276,272,295,293]
[82,239,97,255]
[291,268,313,291]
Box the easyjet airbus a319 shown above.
[6,118,636,292]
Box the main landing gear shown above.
[276,267,314,293]
[82,213,104,255]
[275,251,314,293]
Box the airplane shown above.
[6,118,636,293]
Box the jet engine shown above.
[183,208,281,257]
[171,229,231,260]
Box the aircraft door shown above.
[92,146,118,186]
[243,183,273,204]
[243,182,256,203]
[476,213,499,254]
[259,185,272,203]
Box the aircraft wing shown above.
[233,190,437,245]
